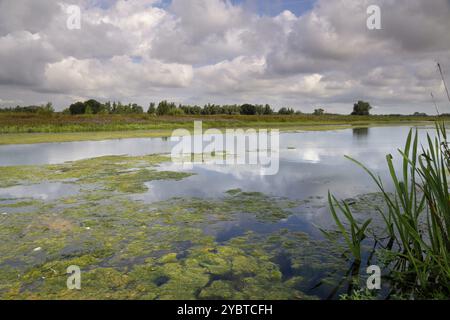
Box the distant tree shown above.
[103,101,112,114]
[351,101,372,116]
[37,102,54,115]
[255,104,265,115]
[279,107,295,115]
[115,102,127,114]
[263,104,274,115]
[240,104,257,115]
[69,102,86,115]
[313,108,325,116]
[1,104,55,114]
[202,103,225,115]
[156,100,176,116]
[85,105,93,114]
[84,99,104,114]
[180,105,199,115]
[147,102,156,115]
[167,107,185,116]
[131,103,144,114]
[413,112,428,117]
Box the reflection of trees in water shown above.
[353,127,370,139]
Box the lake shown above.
[0,125,433,299]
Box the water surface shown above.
[0,125,434,299]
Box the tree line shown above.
[62,100,302,116]
[0,99,437,117]
[64,99,372,116]
[64,100,282,116]
[64,100,342,116]
[0,102,55,114]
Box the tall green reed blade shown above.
[326,192,372,263]
[328,122,450,298]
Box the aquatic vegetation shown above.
[325,193,372,263]
[0,162,341,300]
[0,152,350,300]
[345,193,388,213]
[328,123,450,299]
[0,199,41,208]
[340,289,377,300]
[0,154,192,192]
[222,190,301,222]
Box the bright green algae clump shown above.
[0,155,345,300]
[0,154,191,192]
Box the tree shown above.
[147,103,156,115]
[69,102,86,115]
[279,107,295,115]
[351,101,372,116]
[131,103,144,114]
[84,99,104,114]
[103,101,112,114]
[156,100,176,116]
[263,104,274,115]
[37,102,54,115]
[85,105,93,114]
[240,104,257,115]
[167,107,185,116]
[255,104,265,115]
[313,108,325,116]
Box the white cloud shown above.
[44,56,193,97]
[0,0,449,114]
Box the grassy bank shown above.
[0,113,443,145]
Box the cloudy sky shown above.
[0,0,449,114]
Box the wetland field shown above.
[2,0,450,306]
[0,124,437,300]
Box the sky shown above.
[0,0,450,114]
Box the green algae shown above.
[0,199,42,208]
[0,154,192,193]
[0,153,347,300]
[153,190,303,225]
[345,192,388,213]
[0,187,340,299]
[199,280,236,299]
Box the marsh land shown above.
[0,123,437,299]
[0,113,441,145]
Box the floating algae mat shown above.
[0,154,355,300]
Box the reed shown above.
[328,122,450,299]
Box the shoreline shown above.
[0,121,436,146]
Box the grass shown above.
[0,113,442,145]
[327,122,450,299]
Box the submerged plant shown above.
[328,122,450,299]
